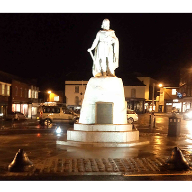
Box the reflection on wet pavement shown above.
[1,113,192,168]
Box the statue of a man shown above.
[87,19,119,77]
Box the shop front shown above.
[126,98,145,113]
[165,99,182,113]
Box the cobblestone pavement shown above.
[2,156,192,178]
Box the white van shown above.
[37,106,79,126]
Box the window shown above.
[131,89,136,98]
[35,91,38,98]
[172,89,176,95]
[20,88,22,97]
[2,84,5,95]
[32,90,35,98]
[28,89,31,98]
[54,96,59,101]
[7,85,10,96]
[15,86,18,96]
[25,89,27,98]
[43,107,60,113]
[75,86,79,93]
[63,108,71,114]
[75,96,79,105]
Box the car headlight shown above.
[187,112,192,118]
[56,127,62,134]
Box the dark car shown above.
[5,112,26,121]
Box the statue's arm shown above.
[87,32,100,52]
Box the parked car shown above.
[127,110,138,123]
[37,106,79,126]
[5,112,26,121]
[183,109,192,120]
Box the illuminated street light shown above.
[159,83,163,88]
[47,90,52,102]
[151,83,163,129]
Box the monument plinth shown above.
[57,19,146,147]
[79,77,127,124]
[59,76,140,147]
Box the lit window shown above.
[75,86,79,93]
[2,84,5,95]
[28,89,31,98]
[7,85,10,96]
[32,90,35,98]
[172,89,176,95]
[54,96,59,101]
[35,91,38,98]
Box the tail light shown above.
[40,111,42,117]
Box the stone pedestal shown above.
[79,77,127,124]
[57,77,143,148]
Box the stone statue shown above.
[87,19,119,77]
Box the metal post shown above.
[150,83,155,129]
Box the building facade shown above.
[64,76,146,113]
[137,76,159,112]
[38,90,65,107]
[178,68,192,112]
[0,70,39,118]
[124,85,145,113]
[65,80,88,110]
[156,87,180,113]
[0,81,11,116]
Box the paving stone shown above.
[31,157,172,174]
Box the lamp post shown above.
[47,91,51,102]
[150,83,163,129]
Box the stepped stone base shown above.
[67,128,139,143]
[56,140,149,148]
[74,123,132,132]
[57,124,146,148]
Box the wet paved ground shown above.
[1,113,192,180]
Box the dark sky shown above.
[0,13,192,90]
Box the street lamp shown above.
[159,83,163,88]
[151,83,163,128]
[47,90,51,102]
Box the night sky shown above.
[0,13,192,90]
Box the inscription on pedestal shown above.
[96,102,113,124]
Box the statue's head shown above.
[101,19,110,30]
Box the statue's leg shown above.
[94,59,102,77]
[107,57,115,77]
[101,58,107,76]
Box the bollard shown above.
[163,147,190,171]
[153,115,156,128]
[149,114,156,128]
[8,149,34,172]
